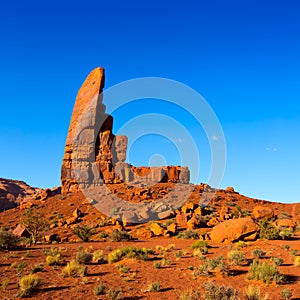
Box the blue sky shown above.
[0,0,299,203]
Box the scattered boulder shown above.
[252,205,274,220]
[210,217,259,243]
[72,208,83,218]
[275,218,296,230]
[132,228,153,239]
[166,223,177,235]
[226,187,235,193]
[176,212,188,228]
[150,223,164,236]
[13,224,30,238]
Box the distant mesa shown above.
[61,67,190,194]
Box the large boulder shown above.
[210,217,259,243]
[252,205,274,220]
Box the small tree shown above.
[21,208,48,245]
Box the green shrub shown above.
[0,230,20,251]
[17,274,40,298]
[148,282,161,292]
[191,240,209,254]
[234,240,248,249]
[94,282,106,295]
[106,287,122,300]
[294,256,300,266]
[244,285,268,300]
[202,282,239,300]
[11,261,27,277]
[247,260,285,284]
[109,229,132,242]
[92,250,104,263]
[195,255,229,277]
[61,260,87,277]
[227,250,245,266]
[21,208,48,244]
[180,289,201,300]
[45,248,62,265]
[279,228,294,240]
[76,250,93,264]
[72,225,95,242]
[280,288,292,300]
[252,248,266,259]
[108,246,152,263]
[177,230,199,239]
[270,257,284,266]
[258,217,279,240]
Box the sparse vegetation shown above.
[76,250,93,264]
[191,240,209,254]
[270,257,284,266]
[258,217,279,240]
[252,248,266,259]
[280,288,292,300]
[45,248,62,265]
[17,274,40,298]
[244,285,268,300]
[148,282,161,292]
[202,282,239,300]
[247,260,285,284]
[177,230,199,239]
[227,249,245,266]
[180,289,201,300]
[61,260,87,277]
[106,287,122,300]
[109,229,132,242]
[21,208,48,244]
[94,282,106,296]
[92,249,105,263]
[294,256,300,266]
[108,246,152,263]
[0,230,20,250]
[72,225,95,242]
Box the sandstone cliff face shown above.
[61,67,190,194]
[0,178,42,211]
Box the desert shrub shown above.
[193,249,206,259]
[247,260,285,284]
[17,274,40,298]
[21,208,48,244]
[191,240,209,254]
[148,282,161,292]
[0,230,20,250]
[108,246,152,263]
[160,258,172,266]
[270,257,284,266]
[99,231,109,239]
[227,250,245,266]
[11,261,27,277]
[45,248,62,266]
[61,260,87,277]
[252,248,266,259]
[195,255,229,277]
[109,229,132,242]
[290,249,299,256]
[2,278,9,290]
[234,240,248,249]
[92,250,105,263]
[244,285,268,300]
[280,288,292,300]
[177,230,199,239]
[202,282,239,300]
[232,205,250,218]
[279,228,294,240]
[72,225,95,242]
[294,256,300,266]
[154,262,161,269]
[76,250,93,264]
[94,282,106,295]
[175,250,182,258]
[258,217,279,240]
[106,287,122,300]
[32,263,44,273]
[180,289,201,300]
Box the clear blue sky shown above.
[0,0,299,203]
